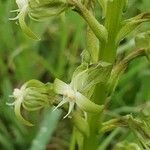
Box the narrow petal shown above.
[75,92,104,113]
[14,99,33,126]
[18,10,40,40]
[53,98,68,112]
[9,14,20,21]
[63,102,74,119]
[6,102,15,106]
[54,78,70,95]
[10,9,20,13]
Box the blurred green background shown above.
[0,0,150,150]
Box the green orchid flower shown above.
[10,80,52,126]
[53,78,103,118]
[10,0,69,40]
[10,0,40,40]
[28,0,69,21]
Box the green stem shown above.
[82,1,126,150]
[69,128,76,150]
[70,0,108,44]
[100,0,126,63]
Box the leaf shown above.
[30,109,61,150]
[116,12,150,44]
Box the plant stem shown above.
[100,0,125,63]
[69,0,108,44]
[82,1,126,149]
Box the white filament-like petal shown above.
[9,15,19,21]
[63,102,74,119]
[14,98,33,126]
[53,98,68,112]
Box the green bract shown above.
[71,61,112,97]
[11,80,52,126]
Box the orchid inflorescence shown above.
[9,0,150,149]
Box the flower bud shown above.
[11,80,53,126]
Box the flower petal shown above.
[63,102,74,119]
[9,15,19,21]
[53,98,68,112]
[54,78,70,95]
[18,9,40,40]
[14,99,34,126]
[75,92,104,113]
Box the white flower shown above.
[53,78,103,118]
